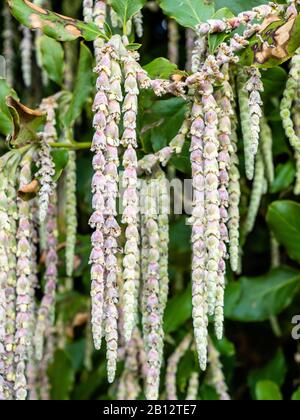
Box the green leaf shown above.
[214,1,274,15]
[255,380,283,401]
[262,67,288,98]
[170,141,191,175]
[208,8,235,54]
[6,96,46,146]
[143,58,177,80]
[72,362,106,400]
[151,102,186,152]
[164,284,192,333]
[159,0,215,28]
[200,384,219,400]
[8,0,106,42]
[66,339,86,372]
[0,79,18,136]
[51,149,69,182]
[38,35,64,85]
[139,97,186,154]
[64,43,94,127]
[225,267,300,322]
[248,350,287,398]
[271,161,296,194]
[177,349,198,393]
[292,387,300,400]
[169,217,191,256]
[48,350,75,400]
[126,43,142,51]
[110,0,147,32]
[267,201,300,263]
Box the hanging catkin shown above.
[281,48,300,152]
[122,51,140,343]
[186,372,200,400]
[228,77,241,273]
[141,178,164,400]
[166,333,192,400]
[93,1,107,60]
[202,79,221,325]
[186,28,196,72]
[102,46,122,385]
[0,174,9,400]
[133,11,143,38]
[168,20,180,65]
[83,0,94,23]
[20,26,32,88]
[65,150,77,278]
[34,192,58,361]
[3,171,18,399]
[208,339,231,400]
[244,150,266,234]
[90,47,111,351]
[292,84,300,194]
[245,67,264,178]
[237,68,263,181]
[15,153,37,400]
[260,116,275,185]
[117,329,141,400]
[157,171,170,314]
[37,98,57,223]
[189,92,209,371]
[215,70,233,340]
[2,5,14,85]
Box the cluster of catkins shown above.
[0,91,71,399]
[165,334,230,400]
[183,1,300,370]
[86,0,300,400]
[90,24,173,397]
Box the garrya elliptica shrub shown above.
[1,0,300,401]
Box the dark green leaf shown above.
[262,67,288,98]
[200,384,219,400]
[255,380,283,401]
[110,0,147,32]
[57,292,88,324]
[126,43,142,51]
[215,1,287,15]
[292,387,300,400]
[38,35,64,85]
[143,58,177,80]
[48,350,75,400]
[169,141,191,175]
[139,96,186,154]
[164,284,192,333]
[64,43,94,127]
[0,79,18,136]
[225,267,300,322]
[72,362,106,400]
[66,340,86,372]
[267,201,300,263]
[177,349,198,393]
[159,0,215,28]
[248,350,287,398]
[271,161,295,194]
[51,148,69,182]
[208,8,235,53]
